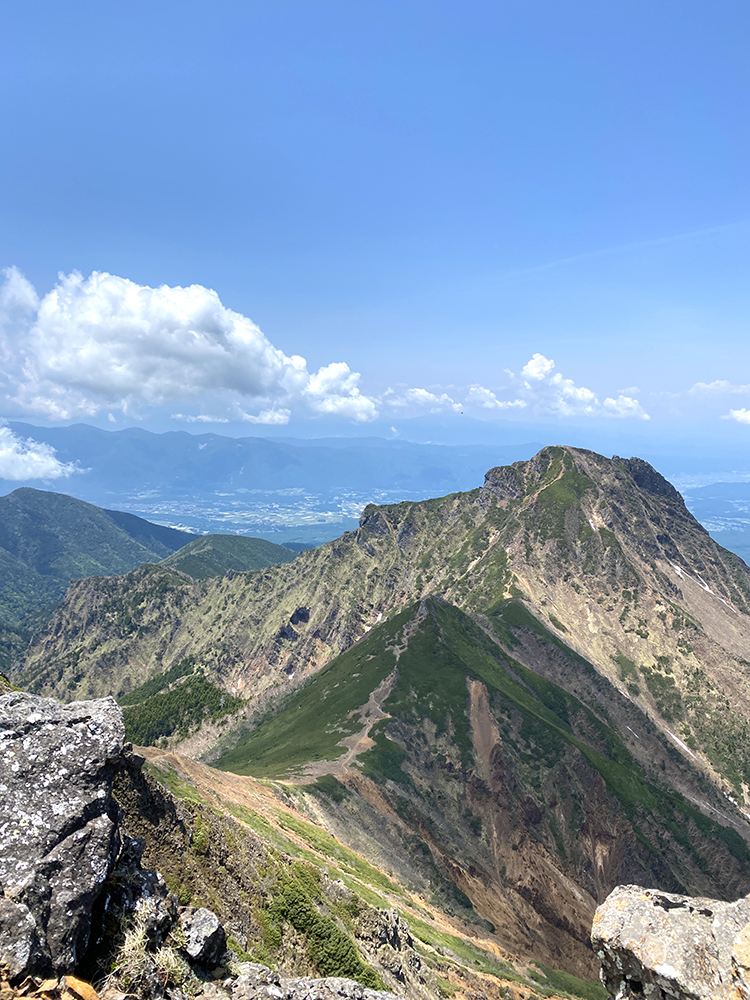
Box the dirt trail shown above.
[299,668,397,782]
[298,601,428,783]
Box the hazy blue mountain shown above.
[4,421,539,499]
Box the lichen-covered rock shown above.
[85,834,178,975]
[592,884,750,999]
[0,898,46,980]
[179,907,227,968]
[0,692,125,979]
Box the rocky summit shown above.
[0,691,438,1000]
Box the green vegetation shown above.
[159,533,296,579]
[640,665,683,721]
[530,964,608,1000]
[527,448,593,543]
[123,670,241,744]
[260,861,383,988]
[118,655,196,706]
[548,613,567,632]
[142,761,203,803]
[215,610,406,776]
[309,774,350,803]
[0,488,190,669]
[614,652,640,696]
[277,813,406,900]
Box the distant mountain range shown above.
[1,422,542,542]
[5,421,539,499]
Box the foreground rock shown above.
[592,884,750,999]
[0,692,125,979]
[196,962,401,1000]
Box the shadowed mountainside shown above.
[0,488,192,670]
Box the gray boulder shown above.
[592,884,750,999]
[0,692,125,979]
[179,907,227,967]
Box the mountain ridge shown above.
[20,445,750,794]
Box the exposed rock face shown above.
[0,692,125,978]
[592,884,750,999]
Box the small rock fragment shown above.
[179,908,227,968]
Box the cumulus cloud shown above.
[0,424,79,481]
[0,268,379,424]
[521,353,556,381]
[483,354,650,420]
[381,386,462,415]
[724,409,750,425]
[466,386,526,410]
[689,380,750,395]
[304,362,378,422]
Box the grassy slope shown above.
[218,598,750,898]
[159,533,296,579]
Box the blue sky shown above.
[1,0,749,470]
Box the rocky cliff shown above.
[0,692,124,978]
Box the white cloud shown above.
[466,385,527,410]
[304,362,378,422]
[603,395,649,418]
[240,407,291,425]
[172,413,231,424]
[689,380,750,395]
[382,386,462,414]
[0,425,79,481]
[724,408,750,425]
[0,269,379,424]
[481,354,650,420]
[522,353,555,381]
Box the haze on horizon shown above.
[1,0,749,482]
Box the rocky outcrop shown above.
[592,884,750,999]
[0,692,125,979]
